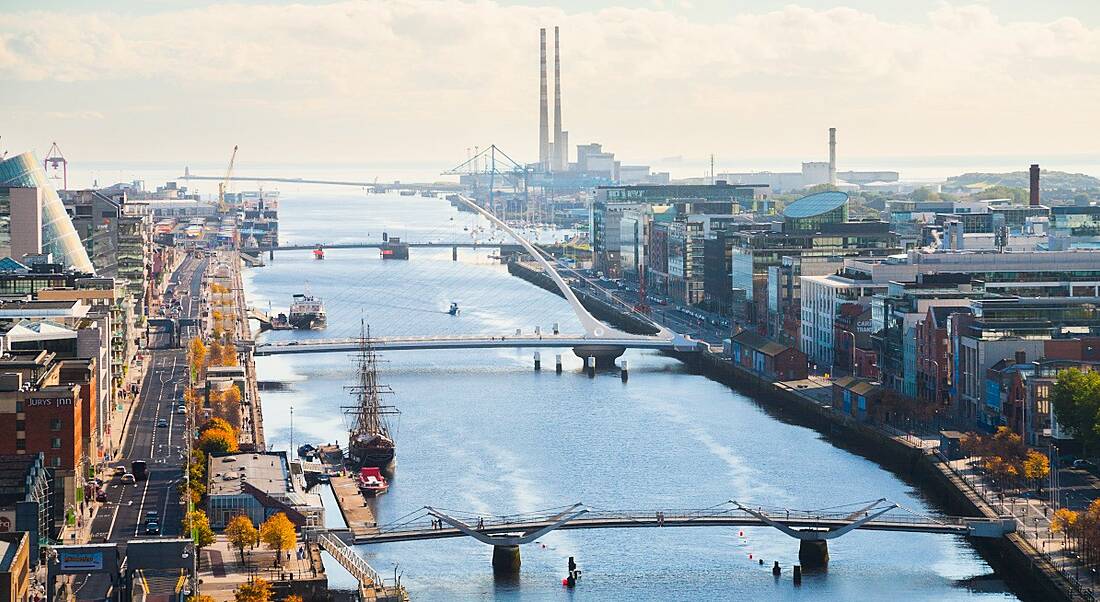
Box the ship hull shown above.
[349,445,396,474]
[289,313,326,330]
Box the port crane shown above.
[218,145,239,213]
[44,142,68,189]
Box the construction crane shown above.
[218,145,239,213]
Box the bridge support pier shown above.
[572,345,626,369]
[492,545,521,574]
[453,246,458,261]
[798,540,829,569]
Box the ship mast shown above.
[343,321,398,439]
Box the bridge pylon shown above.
[426,504,588,574]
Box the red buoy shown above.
[749,554,753,560]
[739,531,744,537]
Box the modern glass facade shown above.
[0,153,95,273]
[783,191,849,232]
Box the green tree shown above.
[1052,368,1100,453]
[226,514,261,565]
[260,512,297,566]
[973,185,1027,204]
[182,510,216,567]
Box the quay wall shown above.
[507,261,657,335]
[681,351,1076,602]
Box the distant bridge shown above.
[179,172,463,192]
[263,242,523,252]
[319,498,1015,572]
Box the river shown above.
[244,187,1018,601]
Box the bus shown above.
[131,460,148,481]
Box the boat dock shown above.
[330,473,380,541]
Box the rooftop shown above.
[207,452,291,497]
[783,191,849,219]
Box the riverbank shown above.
[508,258,1075,601]
[682,350,1078,602]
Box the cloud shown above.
[0,1,1098,163]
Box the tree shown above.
[182,510,216,567]
[226,514,261,565]
[198,428,239,454]
[973,185,1027,204]
[1023,449,1051,494]
[235,578,273,602]
[260,512,297,566]
[189,338,207,380]
[188,595,216,602]
[1052,368,1100,453]
[201,417,235,435]
[284,596,304,602]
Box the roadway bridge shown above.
[180,172,463,192]
[263,241,523,252]
[253,333,698,356]
[329,499,1015,573]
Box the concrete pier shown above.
[573,345,626,368]
[331,474,378,540]
[585,356,595,377]
[798,540,829,569]
[555,354,562,374]
[533,352,541,371]
[492,545,521,574]
[620,359,629,382]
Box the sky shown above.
[1,0,1099,177]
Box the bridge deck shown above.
[351,514,984,545]
[254,334,686,355]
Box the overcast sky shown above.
[2,1,1098,172]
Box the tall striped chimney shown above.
[553,26,564,172]
[539,28,549,172]
[1030,164,1040,206]
[828,127,837,186]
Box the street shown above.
[72,255,207,600]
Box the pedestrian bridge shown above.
[253,333,699,356]
[326,499,1014,572]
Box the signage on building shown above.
[60,551,103,571]
[27,397,74,407]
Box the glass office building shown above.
[0,153,95,273]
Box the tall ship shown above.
[344,324,400,474]
[288,293,326,330]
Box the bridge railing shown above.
[375,504,970,535]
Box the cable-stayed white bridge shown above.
[250,194,696,364]
[315,498,1015,573]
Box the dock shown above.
[330,474,379,540]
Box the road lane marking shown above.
[134,473,151,536]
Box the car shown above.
[113,466,126,476]
[156,418,168,428]
[1073,459,1097,470]
[95,491,108,503]
[145,521,160,535]
[176,405,187,415]
[120,473,136,484]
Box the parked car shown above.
[176,405,187,415]
[121,473,136,484]
[1073,459,1097,470]
[95,491,108,503]
[113,465,126,476]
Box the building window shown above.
[16,439,25,451]
[51,437,62,449]
[15,420,24,431]
[51,457,61,467]
[15,401,23,412]
[51,419,62,431]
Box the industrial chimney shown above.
[828,127,837,186]
[539,28,549,172]
[553,26,565,172]
[1030,164,1040,206]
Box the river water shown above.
[246,188,1018,601]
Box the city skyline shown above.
[2,1,1099,169]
